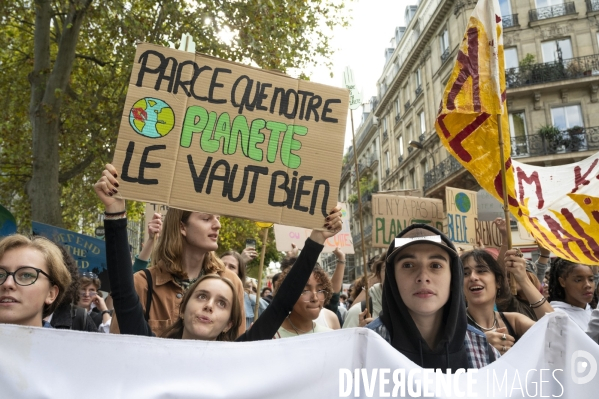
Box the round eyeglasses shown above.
[0,267,53,286]
[299,289,328,302]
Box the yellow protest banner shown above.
[435,0,599,264]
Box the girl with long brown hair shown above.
[95,164,343,341]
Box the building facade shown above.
[340,0,599,279]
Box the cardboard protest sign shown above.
[144,202,169,234]
[273,203,354,254]
[371,194,444,248]
[474,218,503,248]
[32,222,109,290]
[0,204,17,237]
[445,187,478,246]
[112,43,348,230]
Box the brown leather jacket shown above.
[110,265,246,338]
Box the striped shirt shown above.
[366,318,500,368]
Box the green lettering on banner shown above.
[281,125,307,169]
[229,115,251,156]
[265,121,287,163]
[248,118,266,162]
[199,111,219,153]
[212,112,231,153]
[180,105,209,148]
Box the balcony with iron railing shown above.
[405,100,411,111]
[505,54,599,89]
[423,156,463,192]
[383,131,388,142]
[415,85,423,97]
[529,2,576,22]
[589,0,599,12]
[419,133,425,143]
[440,48,450,63]
[502,14,519,28]
[395,114,401,123]
[510,127,599,158]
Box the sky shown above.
[307,0,416,152]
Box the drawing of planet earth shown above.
[129,98,175,138]
[455,192,471,213]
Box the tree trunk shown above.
[26,0,93,227]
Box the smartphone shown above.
[245,238,256,249]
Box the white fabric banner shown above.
[1,313,597,398]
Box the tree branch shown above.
[75,53,113,67]
[58,151,96,183]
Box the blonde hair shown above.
[161,274,242,341]
[152,208,225,278]
[0,235,72,317]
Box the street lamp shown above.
[409,140,436,171]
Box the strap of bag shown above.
[143,269,153,322]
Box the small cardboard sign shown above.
[32,222,109,290]
[112,43,348,230]
[144,202,169,235]
[445,186,478,246]
[371,193,444,248]
[273,203,354,254]
[474,218,503,248]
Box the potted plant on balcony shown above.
[564,125,585,152]
[537,124,563,154]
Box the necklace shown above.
[286,316,315,335]
[466,310,497,332]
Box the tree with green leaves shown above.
[0,0,350,233]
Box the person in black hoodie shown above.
[367,224,499,371]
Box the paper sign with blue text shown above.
[32,222,109,290]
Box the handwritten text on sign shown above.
[273,203,354,254]
[112,43,348,230]
[371,194,444,248]
[445,186,478,245]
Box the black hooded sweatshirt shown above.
[378,224,469,372]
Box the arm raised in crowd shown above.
[238,206,343,342]
[505,249,553,319]
[95,164,154,337]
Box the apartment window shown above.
[398,136,404,156]
[419,111,426,135]
[409,169,416,189]
[509,112,529,155]
[551,105,583,129]
[440,28,449,53]
[394,97,401,117]
[385,151,390,170]
[504,47,518,70]
[382,116,388,132]
[499,0,512,15]
[406,124,413,143]
[415,69,422,87]
[535,0,565,8]
[541,38,573,62]
[421,159,428,174]
[400,177,405,189]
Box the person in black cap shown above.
[366,224,499,371]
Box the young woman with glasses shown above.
[95,164,343,341]
[0,235,71,328]
[273,265,334,338]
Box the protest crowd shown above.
[2,163,599,367]
[2,0,599,397]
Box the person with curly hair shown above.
[549,258,596,331]
[273,264,333,338]
[461,249,538,355]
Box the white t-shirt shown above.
[274,323,331,338]
[551,300,593,331]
